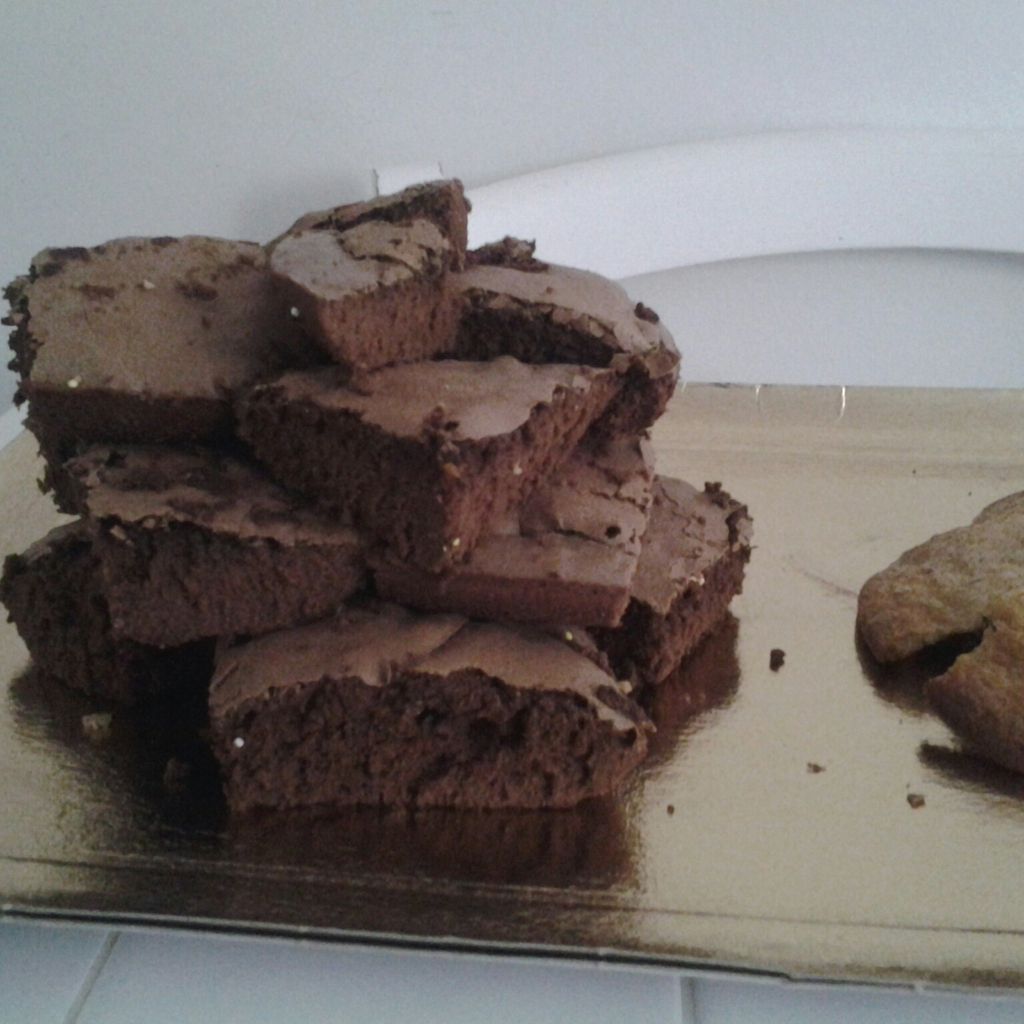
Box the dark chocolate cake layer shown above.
[210,604,651,811]
[4,236,294,503]
[64,445,365,647]
[374,435,655,627]
[1,522,212,703]
[593,478,753,686]
[237,356,620,570]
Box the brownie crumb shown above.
[468,236,548,272]
[176,280,218,301]
[770,648,786,671]
[704,481,734,510]
[39,246,92,278]
[82,712,113,742]
[76,283,118,301]
[907,793,926,809]
[49,246,91,261]
[634,302,660,324]
[806,762,825,774]
[666,804,675,815]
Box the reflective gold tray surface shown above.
[3,384,1024,988]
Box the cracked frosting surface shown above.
[260,356,610,441]
[518,435,655,554]
[631,478,752,615]
[458,251,679,376]
[268,219,449,299]
[67,445,361,548]
[16,237,287,396]
[285,179,466,242]
[211,604,638,732]
[371,436,655,625]
[211,604,466,713]
[457,435,654,584]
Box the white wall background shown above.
[3,0,1024,406]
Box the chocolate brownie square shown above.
[237,356,620,570]
[1,522,212,703]
[4,236,296,504]
[374,435,655,627]
[456,238,680,435]
[269,180,469,372]
[209,603,651,811]
[593,478,753,686]
[64,445,366,647]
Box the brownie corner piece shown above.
[65,444,366,646]
[1,521,211,703]
[288,179,469,267]
[237,357,620,570]
[373,433,656,628]
[456,242,680,434]
[594,477,753,687]
[5,235,295,501]
[209,605,651,812]
[268,180,469,371]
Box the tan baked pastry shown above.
[856,491,1024,663]
[926,595,1024,774]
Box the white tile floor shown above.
[0,921,110,1024]
[4,921,1024,1024]
[692,976,1024,1024]
[0,921,686,1024]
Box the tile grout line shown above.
[679,977,699,1024]
[0,404,24,451]
[62,930,120,1024]
[688,977,703,1024]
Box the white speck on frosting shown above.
[142,279,156,290]
[67,376,81,389]
[289,306,301,319]
[232,736,245,749]
[512,464,523,476]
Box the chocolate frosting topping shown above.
[268,218,449,300]
[414,621,638,729]
[210,604,638,731]
[518,435,654,555]
[631,478,752,615]
[264,356,610,441]
[19,236,286,396]
[66,445,361,548]
[450,435,654,592]
[458,251,680,377]
[211,605,466,713]
[285,179,467,246]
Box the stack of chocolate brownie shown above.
[2,180,752,812]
